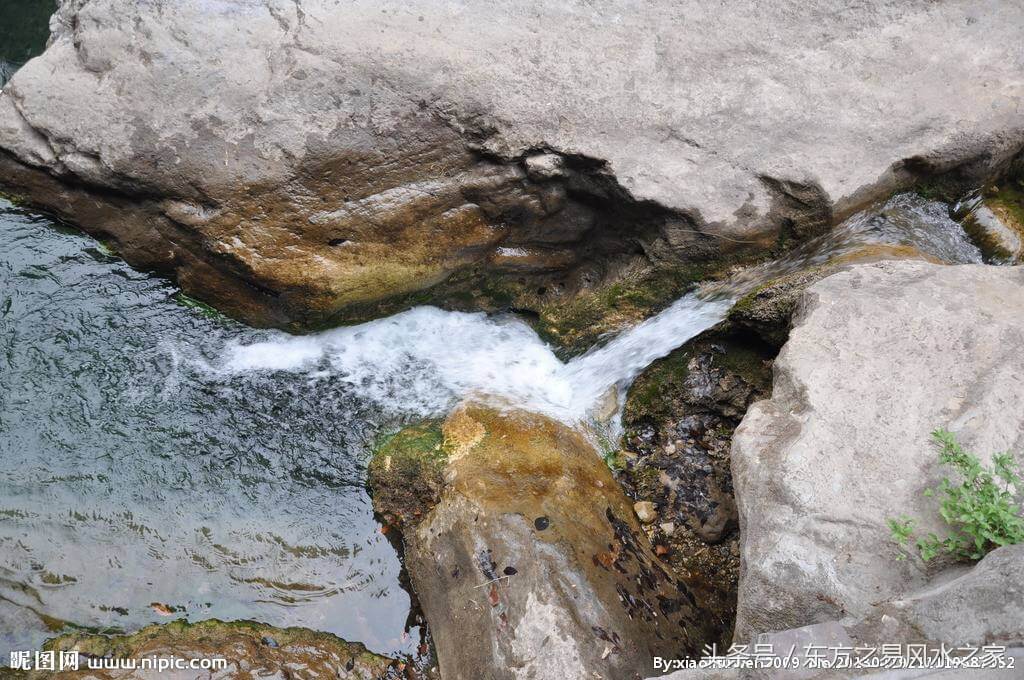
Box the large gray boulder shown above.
[731,261,1024,640]
[2,1,1023,329]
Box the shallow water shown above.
[0,203,421,659]
[0,189,986,661]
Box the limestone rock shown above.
[863,543,1024,648]
[370,405,715,680]
[654,546,1024,679]
[33,618,397,679]
[731,261,1024,640]
[2,1,1024,329]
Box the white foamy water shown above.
[215,293,733,425]
[209,192,985,428]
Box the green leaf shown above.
[891,430,1023,564]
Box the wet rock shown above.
[367,420,449,530]
[618,330,776,646]
[962,205,1022,263]
[369,405,714,680]
[727,268,833,348]
[959,180,1024,263]
[731,261,1024,641]
[727,241,942,349]
[2,1,1024,333]
[31,618,399,679]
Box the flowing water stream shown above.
[0,1,1002,664]
[0,191,985,660]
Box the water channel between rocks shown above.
[0,191,987,660]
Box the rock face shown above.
[654,545,1024,679]
[2,1,1024,330]
[731,261,1024,640]
[855,543,1024,649]
[369,406,715,680]
[32,619,399,679]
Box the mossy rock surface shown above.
[0,190,28,207]
[964,179,1024,263]
[24,618,397,679]
[368,420,451,530]
[728,243,937,348]
[986,177,1024,231]
[531,262,729,356]
[350,260,736,358]
[623,330,772,427]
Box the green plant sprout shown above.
[888,429,1024,562]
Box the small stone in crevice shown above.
[633,501,658,524]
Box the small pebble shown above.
[633,501,657,524]
[261,636,279,648]
[534,516,550,531]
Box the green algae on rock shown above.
[530,261,733,357]
[728,243,940,348]
[368,420,451,530]
[959,179,1024,264]
[23,619,400,679]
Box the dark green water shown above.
[0,201,422,658]
[0,0,52,85]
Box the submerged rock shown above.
[731,261,1024,641]
[26,618,400,679]
[369,406,714,679]
[2,1,1023,333]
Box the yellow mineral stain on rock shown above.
[441,407,487,462]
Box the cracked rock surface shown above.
[2,0,1023,328]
